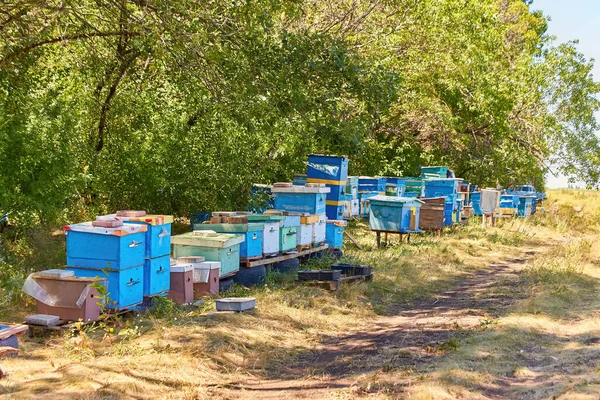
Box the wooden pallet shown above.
[296,274,373,291]
[239,244,329,268]
[296,244,312,252]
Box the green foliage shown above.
[0,0,598,228]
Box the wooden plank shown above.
[219,270,238,279]
[245,245,329,268]
[344,231,362,250]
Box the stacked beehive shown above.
[385,177,406,197]
[423,179,462,226]
[96,211,174,298]
[270,182,329,250]
[343,176,360,219]
[358,176,386,218]
[304,154,350,249]
[64,215,149,310]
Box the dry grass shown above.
[2,189,600,399]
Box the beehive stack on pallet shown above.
[64,219,149,310]
[97,212,174,300]
[270,180,331,250]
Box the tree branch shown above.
[0,30,139,67]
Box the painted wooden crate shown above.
[192,223,264,259]
[346,176,359,199]
[66,265,143,310]
[172,231,244,277]
[65,222,147,271]
[326,220,346,248]
[419,197,446,231]
[358,191,379,217]
[31,274,104,322]
[518,196,536,217]
[368,196,423,233]
[403,177,425,197]
[358,176,387,193]
[313,214,327,245]
[168,262,194,304]
[143,255,170,297]
[96,214,173,259]
[306,154,349,184]
[470,192,482,215]
[297,223,313,247]
[420,166,452,179]
[271,185,330,214]
[246,215,284,256]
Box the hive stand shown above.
[374,230,413,248]
[481,213,496,228]
[238,244,329,268]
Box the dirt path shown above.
[223,250,538,399]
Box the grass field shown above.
[1,189,600,399]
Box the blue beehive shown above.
[517,196,536,217]
[368,196,423,233]
[96,214,173,259]
[192,223,265,259]
[424,179,461,204]
[470,192,482,215]
[293,174,307,185]
[386,178,406,196]
[65,222,147,271]
[403,177,425,197]
[358,192,379,217]
[66,265,143,310]
[346,176,359,199]
[143,255,171,297]
[420,166,453,179]
[358,177,387,193]
[326,202,345,220]
[271,185,330,214]
[499,194,520,209]
[326,220,346,248]
[444,202,455,226]
[306,154,349,184]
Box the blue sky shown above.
[532,0,600,188]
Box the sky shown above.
[532,0,600,188]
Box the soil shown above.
[220,250,539,399]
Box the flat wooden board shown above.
[243,245,329,268]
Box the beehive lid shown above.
[196,261,221,270]
[38,269,74,279]
[263,210,284,215]
[92,219,124,228]
[192,223,265,233]
[369,196,424,205]
[171,231,245,248]
[116,210,147,217]
[326,220,347,226]
[246,214,285,222]
[171,263,193,273]
[177,256,206,263]
[96,214,173,225]
[212,211,237,217]
[64,222,148,236]
[25,314,61,326]
[271,185,330,193]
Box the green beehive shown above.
[171,231,245,277]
